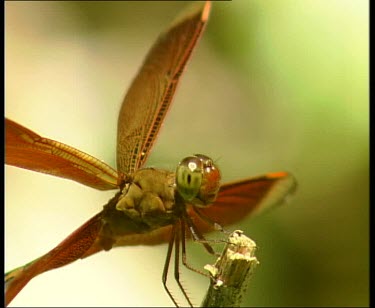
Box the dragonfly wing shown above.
[111,225,173,248]
[5,212,104,307]
[189,172,297,233]
[5,118,119,190]
[116,1,211,175]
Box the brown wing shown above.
[116,1,211,175]
[193,172,298,232]
[5,212,104,307]
[5,118,119,190]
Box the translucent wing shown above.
[4,212,171,306]
[5,118,118,190]
[5,212,104,306]
[195,172,297,230]
[116,1,211,175]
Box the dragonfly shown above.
[5,1,297,307]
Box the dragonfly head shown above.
[176,154,221,207]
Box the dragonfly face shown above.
[5,1,297,307]
[175,154,221,206]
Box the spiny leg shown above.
[173,222,194,307]
[187,209,230,254]
[180,219,211,278]
[183,211,216,255]
[162,223,179,307]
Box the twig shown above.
[201,230,259,307]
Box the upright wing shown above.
[116,1,211,175]
[5,118,118,190]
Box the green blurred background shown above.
[5,1,368,307]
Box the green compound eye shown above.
[176,156,203,201]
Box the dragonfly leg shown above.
[180,219,211,278]
[163,221,195,307]
[162,223,180,307]
[183,212,216,255]
[173,223,194,307]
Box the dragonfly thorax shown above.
[115,168,178,229]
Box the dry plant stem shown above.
[201,230,259,307]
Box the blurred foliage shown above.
[5,1,368,307]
